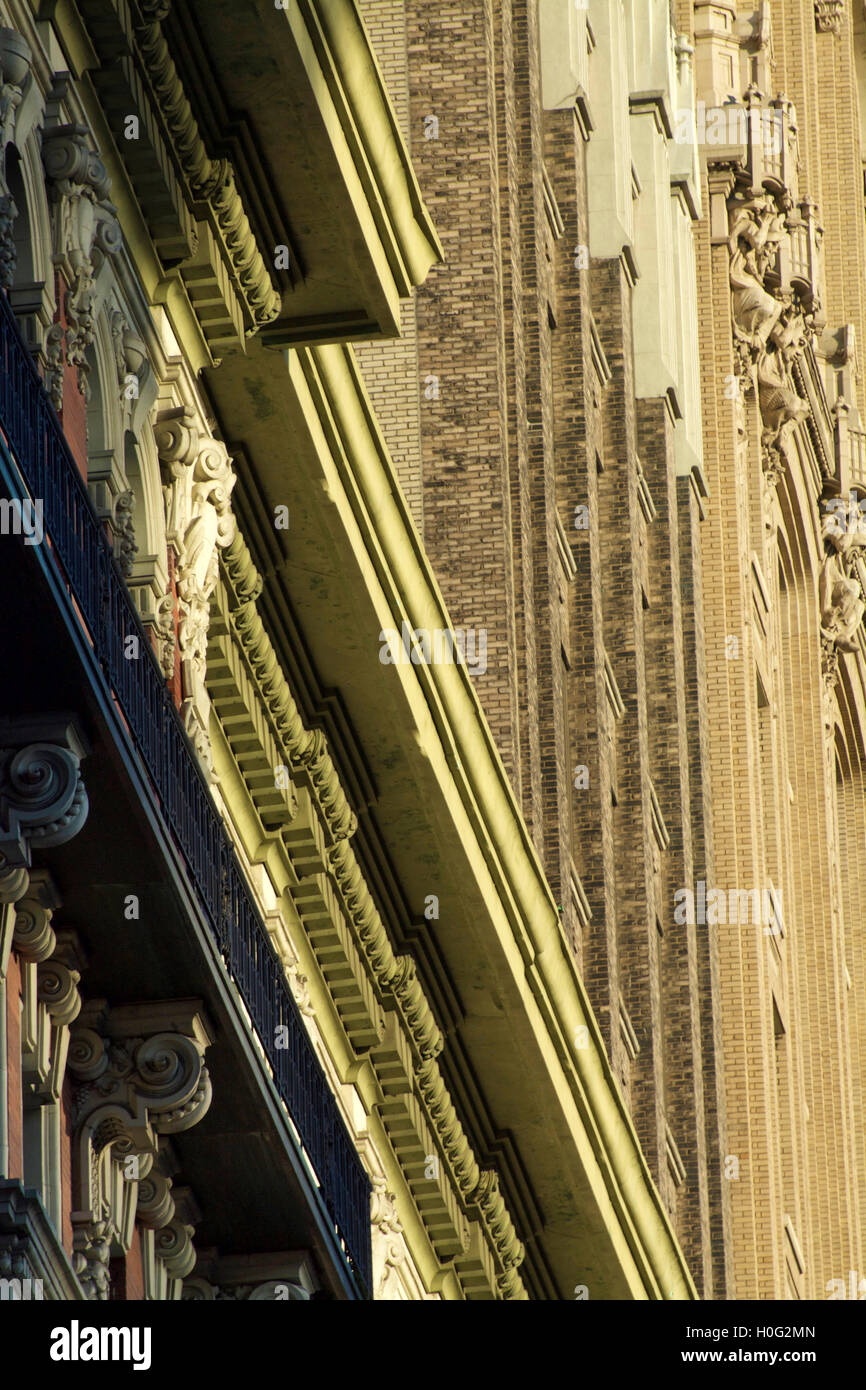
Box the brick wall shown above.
[357,0,725,1296]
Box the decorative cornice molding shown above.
[133,10,280,331]
[217,531,527,1297]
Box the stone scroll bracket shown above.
[0,717,89,930]
[68,997,213,1299]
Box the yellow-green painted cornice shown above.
[286,341,697,1301]
[294,0,443,291]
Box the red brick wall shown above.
[124,1227,145,1300]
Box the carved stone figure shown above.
[819,512,866,652]
[728,193,814,494]
[728,196,788,354]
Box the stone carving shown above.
[0,192,17,290]
[68,1001,212,1299]
[154,591,177,680]
[138,1,173,23]
[287,962,314,1018]
[819,511,866,653]
[371,1177,407,1299]
[45,322,65,411]
[138,1168,196,1281]
[113,491,138,578]
[815,1,844,34]
[0,719,89,873]
[42,123,122,404]
[729,196,788,359]
[11,878,57,964]
[0,28,30,142]
[728,193,813,490]
[156,407,236,768]
[110,307,148,400]
[183,1277,310,1300]
[182,1251,316,1300]
[72,1221,111,1301]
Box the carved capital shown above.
[12,881,57,964]
[69,1008,213,1142]
[0,718,89,870]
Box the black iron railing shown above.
[0,288,372,1296]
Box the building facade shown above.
[0,0,693,1302]
[355,0,866,1300]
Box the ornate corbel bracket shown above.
[41,121,121,404]
[68,998,213,1298]
[0,717,89,879]
[156,407,237,770]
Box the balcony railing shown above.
[0,287,372,1296]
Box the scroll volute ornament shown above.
[68,1003,212,1297]
[0,719,89,872]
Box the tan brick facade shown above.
[358,0,866,1299]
